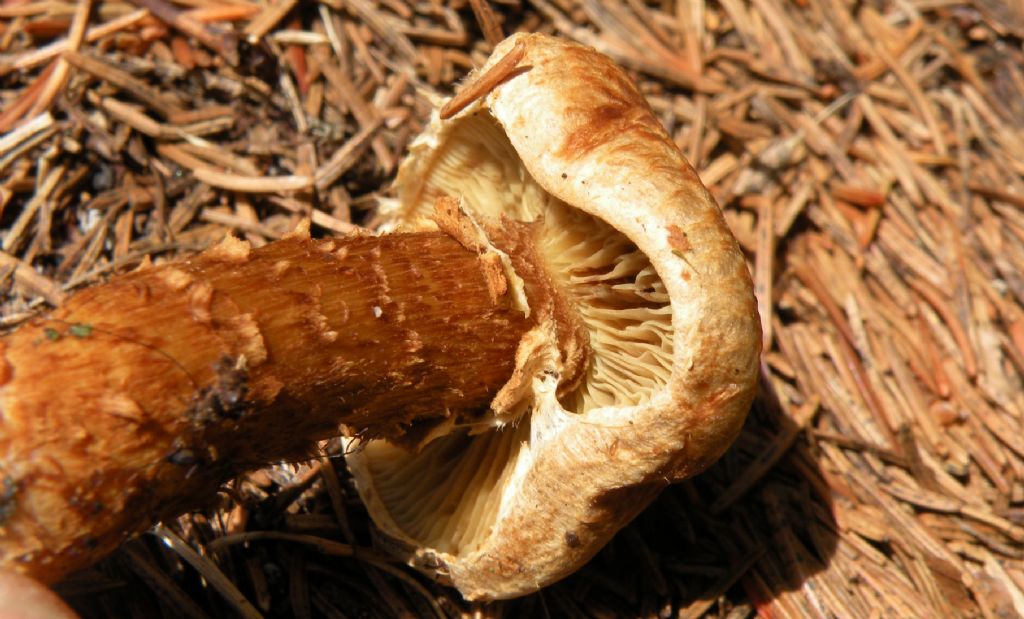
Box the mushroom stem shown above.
[0,225,540,583]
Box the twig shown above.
[440,39,525,119]
[0,250,64,306]
[2,9,150,74]
[193,169,313,194]
[314,116,383,192]
[127,0,238,65]
[28,0,91,117]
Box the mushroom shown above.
[0,33,758,597]
[345,33,761,600]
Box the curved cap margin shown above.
[349,32,762,600]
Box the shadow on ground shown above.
[490,368,838,617]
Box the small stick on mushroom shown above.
[439,39,526,120]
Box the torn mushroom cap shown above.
[347,33,761,600]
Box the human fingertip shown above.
[0,570,78,619]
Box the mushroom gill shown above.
[359,110,675,557]
[538,203,673,413]
[361,422,530,554]
[396,111,674,415]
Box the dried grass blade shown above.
[243,0,299,41]
[3,9,149,74]
[152,526,263,619]
[314,117,384,192]
[62,51,184,118]
[468,0,504,46]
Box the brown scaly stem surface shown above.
[0,227,536,584]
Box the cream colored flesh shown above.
[364,111,674,557]
[350,33,761,601]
